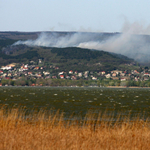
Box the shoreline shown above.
[107,86,150,88]
[0,85,150,88]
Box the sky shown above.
[1,0,150,33]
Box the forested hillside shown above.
[0,40,135,71]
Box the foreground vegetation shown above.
[0,107,150,149]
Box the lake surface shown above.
[0,87,150,120]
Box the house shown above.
[43,71,50,75]
[28,72,33,75]
[122,76,130,80]
[2,73,7,77]
[84,71,89,78]
[105,74,111,78]
[37,74,42,78]
[20,64,28,71]
[52,76,57,79]
[144,77,149,81]
[101,71,105,75]
[144,73,150,76]
[66,75,70,79]
[120,73,125,77]
[92,77,97,80]
[55,67,59,70]
[112,73,117,77]
[71,75,76,80]
[134,70,140,74]
[128,74,131,76]
[1,66,12,70]
[111,70,122,75]
[58,71,64,75]
[39,59,42,64]
[74,71,78,74]
[60,75,64,79]
[112,77,119,80]
[84,75,88,78]
[0,70,3,74]
[121,78,126,81]
[34,66,39,70]
[19,68,23,72]
[23,67,28,71]
[78,72,82,77]
[21,65,24,68]
[69,70,73,74]
[24,64,28,68]
[45,76,51,79]
[14,73,18,77]
[19,67,28,72]
[134,77,138,81]
[7,73,12,77]
[84,71,89,75]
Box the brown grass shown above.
[0,107,150,150]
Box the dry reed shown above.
[0,107,150,150]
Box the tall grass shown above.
[0,107,150,150]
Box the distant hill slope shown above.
[0,43,134,71]
[0,32,39,40]
[0,31,117,40]
[1,31,150,65]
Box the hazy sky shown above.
[1,0,150,32]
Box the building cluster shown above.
[0,60,150,83]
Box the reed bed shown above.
[0,107,150,150]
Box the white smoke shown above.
[78,21,150,55]
[14,32,101,48]
[14,21,150,63]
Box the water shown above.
[0,86,150,120]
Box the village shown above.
[0,59,150,87]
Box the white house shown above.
[105,74,111,78]
[1,66,12,70]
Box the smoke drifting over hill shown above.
[14,22,150,63]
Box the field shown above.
[0,107,150,150]
[1,87,150,149]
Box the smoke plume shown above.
[14,22,150,63]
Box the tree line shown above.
[1,77,150,87]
